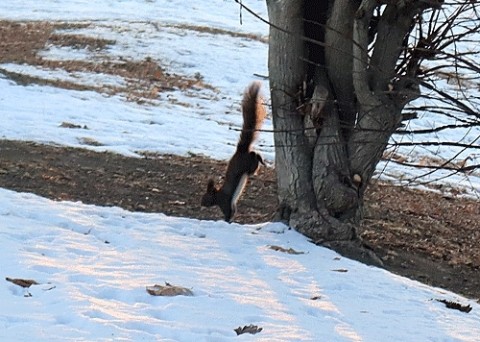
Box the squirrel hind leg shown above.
[201,179,217,207]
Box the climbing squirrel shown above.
[201,81,266,222]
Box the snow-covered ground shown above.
[1,1,479,341]
[2,188,479,341]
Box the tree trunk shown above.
[267,0,356,242]
[266,0,312,215]
[266,0,421,245]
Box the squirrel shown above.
[201,81,266,222]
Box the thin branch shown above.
[396,122,480,135]
[391,141,480,149]
[387,159,479,173]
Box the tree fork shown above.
[267,0,361,241]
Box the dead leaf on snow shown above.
[436,299,472,313]
[78,137,103,146]
[43,285,57,291]
[5,277,39,288]
[331,269,348,273]
[234,324,263,335]
[146,282,193,297]
[59,121,88,129]
[268,245,304,255]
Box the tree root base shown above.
[289,208,357,242]
[321,239,384,267]
[283,207,384,267]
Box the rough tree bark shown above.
[266,0,434,248]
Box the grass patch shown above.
[48,33,116,50]
[165,23,268,43]
[0,20,217,102]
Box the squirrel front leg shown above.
[248,151,265,175]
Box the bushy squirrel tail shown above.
[237,81,266,153]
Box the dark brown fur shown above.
[201,82,266,222]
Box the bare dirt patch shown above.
[0,140,479,300]
[0,21,54,63]
[0,20,216,102]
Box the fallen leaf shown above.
[146,282,193,297]
[234,324,263,335]
[43,285,56,291]
[59,122,86,129]
[436,299,472,313]
[6,277,39,288]
[78,137,102,146]
[268,245,304,255]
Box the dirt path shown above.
[1,139,479,300]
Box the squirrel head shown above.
[201,179,218,207]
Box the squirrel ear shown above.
[207,179,215,192]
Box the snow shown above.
[0,1,479,341]
[1,188,479,341]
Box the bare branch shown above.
[387,159,479,173]
[370,3,420,91]
[396,122,480,135]
[391,141,480,150]
[352,0,379,106]
[420,80,480,119]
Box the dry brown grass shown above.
[165,23,268,43]
[0,20,217,103]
